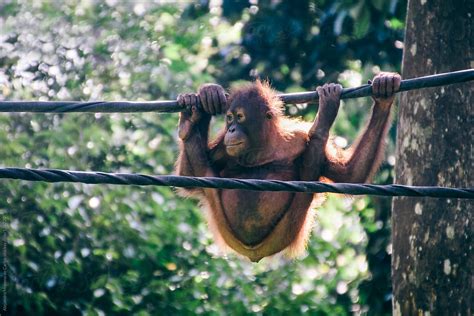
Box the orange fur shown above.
[176,77,395,262]
[192,82,321,261]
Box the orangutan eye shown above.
[226,114,233,123]
[266,112,273,120]
[236,113,244,122]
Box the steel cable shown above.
[0,167,472,199]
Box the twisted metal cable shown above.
[0,69,473,113]
[0,167,472,199]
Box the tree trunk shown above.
[392,0,473,315]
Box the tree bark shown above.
[392,0,473,315]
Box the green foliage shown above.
[0,1,404,314]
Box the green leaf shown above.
[353,7,371,39]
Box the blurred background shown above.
[0,0,406,314]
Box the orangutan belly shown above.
[219,165,297,246]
